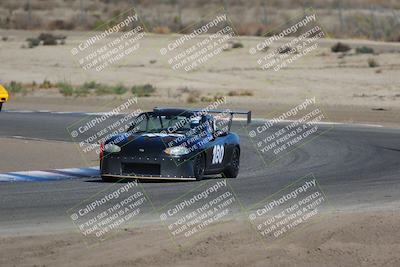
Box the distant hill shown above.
[0,0,399,41]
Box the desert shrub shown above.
[40,79,52,89]
[112,84,128,95]
[278,46,293,54]
[25,33,66,48]
[255,27,267,37]
[38,33,51,40]
[74,87,90,97]
[227,91,239,96]
[200,93,225,102]
[38,33,65,45]
[7,81,23,93]
[212,93,225,102]
[26,37,40,48]
[131,84,156,97]
[82,81,100,89]
[242,90,254,96]
[368,58,379,68]
[187,95,198,103]
[93,20,107,30]
[331,42,351,53]
[67,82,133,96]
[82,82,128,95]
[356,46,374,54]
[232,42,244,49]
[186,90,200,103]
[177,87,191,94]
[228,90,254,96]
[57,82,74,96]
[200,96,213,102]
[38,33,53,41]
[42,37,57,45]
[94,86,114,95]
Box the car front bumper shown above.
[0,94,8,103]
[100,154,196,179]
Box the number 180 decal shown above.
[212,145,224,164]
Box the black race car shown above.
[100,107,251,181]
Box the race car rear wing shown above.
[199,109,252,124]
[154,107,252,124]
[154,107,251,124]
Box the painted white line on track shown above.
[7,135,70,143]
[0,173,25,182]
[4,110,34,113]
[0,167,99,182]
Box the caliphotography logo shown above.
[243,97,334,166]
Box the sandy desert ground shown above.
[0,210,399,267]
[1,29,400,267]
[0,29,399,126]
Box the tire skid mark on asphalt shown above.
[0,167,99,182]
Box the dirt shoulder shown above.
[0,137,96,172]
[0,210,399,267]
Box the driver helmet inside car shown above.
[188,115,214,140]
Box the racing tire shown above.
[222,147,240,178]
[194,153,206,181]
[0,103,2,112]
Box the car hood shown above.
[105,132,188,157]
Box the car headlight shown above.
[103,144,121,153]
[164,146,189,156]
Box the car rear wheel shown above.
[194,153,205,181]
[0,103,2,112]
[223,147,240,178]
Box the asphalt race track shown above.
[0,111,399,231]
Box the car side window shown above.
[147,116,162,131]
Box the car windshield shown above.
[127,113,202,134]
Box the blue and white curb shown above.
[0,167,99,182]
